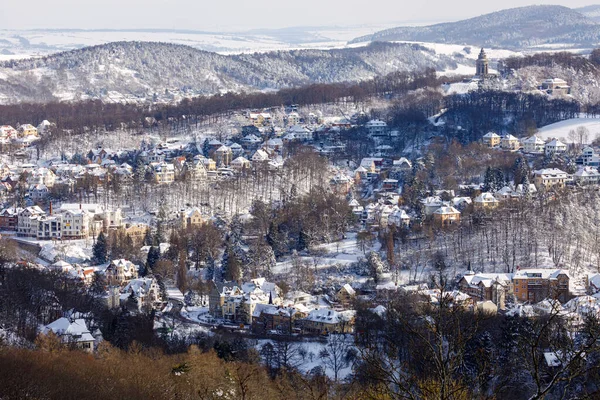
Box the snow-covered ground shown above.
[273,232,381,275]
[257,335,355,380]
[537,117,600,144]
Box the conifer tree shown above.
[93,232,108,264]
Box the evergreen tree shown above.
[146,246,160,273]
[143,229,153,246]
[202,138,210,157]
[513,156,529,186]
[266,222,286,257]
[367,251,385,284]
[483,166,505,192]
[205,256,216,281]
[222,244,242,282]
[93,232,108,264]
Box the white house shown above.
[365,120,388,137]
[579,147,600,167]
[17,206,45,237]
[501,134,520,151]
[573,167,600,186]
[42,317,97,352]
[522,136,545,153]
[533,168,568,190]
[545,139,567,157]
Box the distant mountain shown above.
[576,5,600,23]
[0,41,460,104]
[350,5,600,49]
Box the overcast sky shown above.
[1,0,597,30]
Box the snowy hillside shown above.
[537,117,600,144]
[351,5,600,49]
[575,5,600,23]
[0,41,461,104]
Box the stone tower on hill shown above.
[476,48,489,77]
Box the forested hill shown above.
[0,41,458,105]
[351,5,600,48]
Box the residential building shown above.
[213,145,233,167]
[17,124,38,138]
[501,134,520,151]
[541,78,571,96]
[545,139,567,157]
[522,136,545,153]
[251,304,307,334]
[300,308,355,334]
[365,120,388,137]
[60,209,91,239]
[533,168,568,190]
[474,192,499,210]
[458,272,512,310]
[36,214,62,240]
[330,174,353,194]
[433,206,461,226]
[573,167,600,185]
[42,317,97,352]
[337,284,356,308]
[0,207,22,230]
[151,162,175,184]
[482,132,501,148]
[105,259,139,285]
[17,206,45,236]
[578,147,600,167]
[180,208,203,229]
[230,156,251,172]
[122,277,163,311]
[512,269,570,303]
[286,112,300,126]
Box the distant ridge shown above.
[0,41,459,104]
[350,5,600,49]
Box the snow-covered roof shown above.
[42,317,95,343]
[513,269,568,280]
[434,206,460,215]
[483,132,500,139]
[533,168,567,177]
[474,192,498,203]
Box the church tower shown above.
[476,48,489,77]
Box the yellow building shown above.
[181,208,203,229]
[482,132,501,147]
[474,193,499,211]
[17,124,39,138]
[433,206,461,226]
[533,168,568,190]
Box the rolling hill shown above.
[350,5,600,49]
[0,41,460,104]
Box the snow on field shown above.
[166,286,185,302]
[392,41,521,61]
[37,241,91,264]
[442,80,479,95]
[257,336,355,380]
[537,117,600,144]
[273,232,380,275]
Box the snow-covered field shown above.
[273,232,381,275]
[257,336,355,380]
[537,117,600,144]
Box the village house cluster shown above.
[208,278,356,335]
